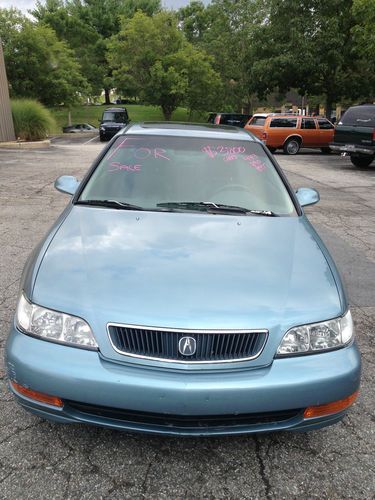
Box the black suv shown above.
[99,107,129,141]
[208,113,252,128]
[330,104,375,167]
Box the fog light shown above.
[304,390,359,419]
[10,380,63,407]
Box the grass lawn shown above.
[49,104,207,133]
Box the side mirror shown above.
[54,175,80,196]
[295,187,320,207]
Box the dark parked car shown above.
[208,113,252,128]
[330,104,375,167]
[99,107,130,141]
[63,123,98,133]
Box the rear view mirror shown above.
[54,175,80,196]
[295,187,320,207]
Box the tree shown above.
[178,1,210,44]
[352,0,375,80]
[181,0,262,113]
[248,0,375,117]
[108,11,221,119]
[0,8,86,106]
[31,0,161,102]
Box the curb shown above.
[0,139,51,149]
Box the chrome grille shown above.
[107,324,268,363]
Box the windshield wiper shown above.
[76,199,145,211]
[156,201,278,216]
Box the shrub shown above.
[11,99,56,141]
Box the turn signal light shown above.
[304,390,359,419]
[10,380,63,407]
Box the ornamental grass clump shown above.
[11,99,56,141]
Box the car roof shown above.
[103,107,127,112]
[123,122,258,141]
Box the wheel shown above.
[99,135,106,142]
[267,146,276,153]
[320,147,331,154]
[350,155,375,167]
[283,138,301,155]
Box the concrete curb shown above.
[0,139,51,149]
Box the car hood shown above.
[32,206,342,339]
[101,121,125,127]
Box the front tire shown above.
[350,155,375,167]
[283,138,301,155]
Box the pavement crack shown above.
[254,436,271,499]
[141,460,153,497]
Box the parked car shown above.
[5,122,360,436]
[208,112,252,128]
[330,104,375,167]
[62,123,98,133]
[245,114,335,154]
[99,107,130,141]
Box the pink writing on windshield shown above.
[202,145,246,161]
[133,148,170,161]
[243,154,266,172]
[108,162,142,173]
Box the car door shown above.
[300,118,318,147]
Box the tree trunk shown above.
[325,96,333,120]
[161,104,173,121]
[104,88,111,105]
[67,109,72,126]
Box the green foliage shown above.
[352,0,375,67]
[0,8,87,106]
[108,11,222,119]
[184,0,261,112]
[178,1,209,43]
[247,0,375,115]
[31,0,161,101]
[11,99,56,141]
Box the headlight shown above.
[276,310,354,356]
[16,293,98,350]
[99,126,105,131]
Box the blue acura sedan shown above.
[5,123,361,436]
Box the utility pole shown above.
[0,39,16,142]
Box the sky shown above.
[0,0,208,12]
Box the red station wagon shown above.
[245,114,335,154]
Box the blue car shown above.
[5,123,361,436]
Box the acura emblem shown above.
[178,336,196,356]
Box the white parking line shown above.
[83,135,99,145]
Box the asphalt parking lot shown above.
[0,139,374,499]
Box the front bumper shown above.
[5,327,361,436]
[330,143,375,156]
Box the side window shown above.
[317,119,334,129]
[270,118,297,128]
[251,117,266,126]
[221,115,232,125]
[301,118,316,129]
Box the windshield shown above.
[79,135,296,215]
[102,111,127,123]
[339,106,375,127]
